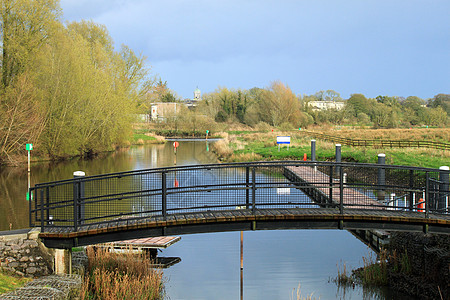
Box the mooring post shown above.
[377,154,386,202]
[73,171,85,227]
[438,166,449,212]
[335,144,341,176]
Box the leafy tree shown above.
[1,0,60,89]
[403,96,425,111]
[345,93,375,117]
[258,81,302,127]
[429,94,450,115]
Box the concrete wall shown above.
[0,228,53,277]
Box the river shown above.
[0,141,413,299]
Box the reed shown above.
[80,246,163,300]
[291,283,318,300]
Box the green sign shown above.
[26,192,33,201]
[206,130,209,134]
[26,143,33,151]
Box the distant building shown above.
[183,87,202,109]
[150,103,180,121]
[307,100,345,111]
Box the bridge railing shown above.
[29,161,449,232]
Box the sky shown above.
[60,0,450,100]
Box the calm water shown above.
[0,142,410,299]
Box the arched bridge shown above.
[29,161,450,249]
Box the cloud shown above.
[60,0,450,99]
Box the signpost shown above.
[206,130,209,140]
[276,136,291,151]
[26,144,33,201]
[173,141,179,165]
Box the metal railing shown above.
[29,161,450,232]
[303,131,450,150]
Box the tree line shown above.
[0,0,153,164]
[168,82,448,132]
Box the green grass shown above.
[133,133,157,142]
[228,135,449,169]
[0,272,31,294]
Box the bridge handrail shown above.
[33,160,447,187]
[29,161,450,232]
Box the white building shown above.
[307,100,345,111]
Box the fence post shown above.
[377,154,386,202]
[246,166,250,209]
[335,144,341,176]
[439,166,449,212]
[73,171,85,227]
[252,167,256,213]
[162,172,167,219]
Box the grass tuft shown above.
[0,271,31,295]
[80,246,164,299]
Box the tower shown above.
[194,87,201,101]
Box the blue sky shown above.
[60,0,450,100]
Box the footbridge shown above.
[29,161,450,249]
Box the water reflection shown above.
[0,141,218,231]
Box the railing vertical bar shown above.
[339,166,344,215]
[46,186,50,226]
[246,166,250,209]
[74,181,79,232]
[252,167,256,213]
[162,172,167,219]
[329,165,333,207]
[409,170,414,211]
[40,189,44,232]
[425,172,429,218]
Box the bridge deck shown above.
[39,208,450,248]
[284,166,383,208]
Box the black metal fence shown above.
[29,161,450,232]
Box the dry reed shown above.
[80,246,163,300]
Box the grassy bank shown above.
[132,130,165,145]
[214,129,449,169]
[0,271,31,294]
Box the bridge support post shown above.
[73,171,85,229]
[54,249,72,275]
[439,166,449,212]
[335,144,341,176]
[377,154,386,202]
